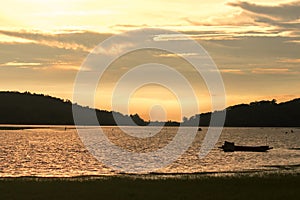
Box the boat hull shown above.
[220,141,273,152]
[233,145,272,152]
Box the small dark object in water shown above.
[198,128,202,131]
[219,141,273,152]
[289,147,300,150]
[291,130,294,133]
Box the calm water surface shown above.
[0,126,299,177]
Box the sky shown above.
[0,0,300,121]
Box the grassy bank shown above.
[1,174,299,200]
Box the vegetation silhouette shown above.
[0,91,147,126]
[183,99,300,127]
[0,91,299,127]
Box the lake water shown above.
[0,126,300,177]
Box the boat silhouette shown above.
[220,141,273,152]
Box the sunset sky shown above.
[1,0,300,121]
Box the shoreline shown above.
[1,166,300,180]
[1,124,300,128]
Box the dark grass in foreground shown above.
[1,174,300,200]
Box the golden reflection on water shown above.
[0,126,300,177]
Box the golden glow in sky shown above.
[0,0,300,121]
[0,0,287,32]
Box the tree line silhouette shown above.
[0,91,299,127]
[182,99,300,127]
[0,91,147,125]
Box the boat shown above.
[220,141,273,152]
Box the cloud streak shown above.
[0,30,113,70]
[0,30,110,51]
[227,1,300,36]
[183,1,300,40]
[227,1,300,21]
[251,68,299,75]
[0,62,41,67]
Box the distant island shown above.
[0,91,299,127]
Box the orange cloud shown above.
[251,68,294,74]
[277,58,300,63]
[220,69,245,74]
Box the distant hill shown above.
[184,99,300,127]
[0,91,299,127]
[0,91,147,125]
